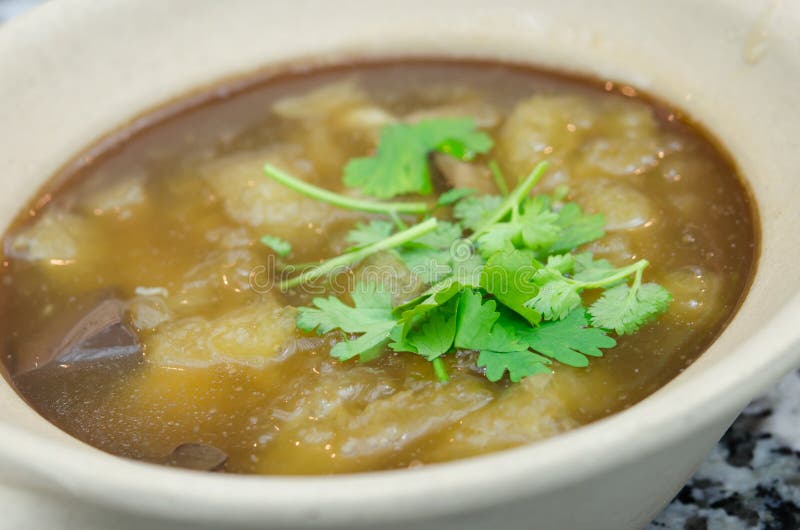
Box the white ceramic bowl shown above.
[1,1,799,529]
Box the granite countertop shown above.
[1,1,799,528]
[649,370,800,530]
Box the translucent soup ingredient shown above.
[0,61,756,475]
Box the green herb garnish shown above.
[260,235,292,257]
[280,218,438,289]
[261,118,671,384]
[343,118,493,199]
[264,163,430,215]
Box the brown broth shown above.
[0,60,757,475]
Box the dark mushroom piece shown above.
[161,443,228,472]
[432,153,497,195]
[11,290,142,377]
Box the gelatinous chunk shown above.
[427,374,576,461]
[574,180,656,231]
[496,95,597,180]
[203,147,363,258]
[6,210,92,262]
[145,297,296,368]
[256,372,493,474]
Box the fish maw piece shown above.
[145,298,297,368]
[338,377,494,458]
[282,365,400,429]
[127,295,173,331]
[107,362,274,462]
[660,266,722,326]
[256,374,493,474]
[426,374,576,462]
[273,80,393,134]
[551,363,621,423]
[496,95,598,181]
[573,180,656,231]
[167,246,262,316]
[575,100,669,177]
[273,80,394,173]
[253,365,399,474]
[77,170,147,220]
[6,209,94,263]
[203,148,363,258]
[405,99,500,129]
[584,233,636,263]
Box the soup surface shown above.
[0,61,756,475]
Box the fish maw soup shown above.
[0,60,757,475]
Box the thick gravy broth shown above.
[0,61,757,475]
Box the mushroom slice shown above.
[432,153,496,194]
[162,443,228,472]
[12,291,141,376]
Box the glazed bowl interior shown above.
[0,0,799,528]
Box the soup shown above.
[0,60,757,475]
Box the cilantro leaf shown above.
[453,194,503,231]
[550,203,605,253]
[260,235,292,257]
[403,303,458,361]
[451,251,485,287]
[331,322,397,362]
[297,282,394,334]
[343,118,493,199]
[411,221,463,249]
[515,309,616,367]
[397,247,452,284]
[454,289,521,352]
[477,350,552,383]
[589,282,672,335]
[519,196,561,250]
[475,222,519,256]
[437,187,476,206]
[345,220,395,249]
[297,282,397,361]
[394,276,466,336]
[387,324,417,354]
[545,253,575,274]
[464,189,601,260]
[479,249,542,325]
[526,268,582,321]
[573,252,616,282]
[421,118,493,160]
[396,221,464,283]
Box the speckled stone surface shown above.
[648,370,800,530]
[1,1,799,528]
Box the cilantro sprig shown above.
[259,117,672,384]
[260,235,292,257]
[343,118,493,199]
[264,163,430,215]
[281,218,439,289]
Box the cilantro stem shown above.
[264,163,430,215]
[389,210,408,230]
[432,358,450,382]
[577,259,649,290]
[275,260,321,272]
[488,160,509,196]
[280,218,439,289]
[629,263,644,292]
[470,161,549,239]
